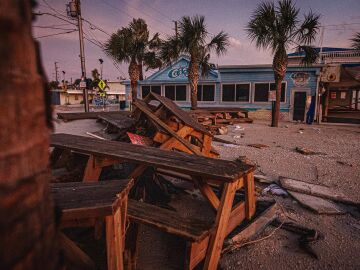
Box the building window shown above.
[165,85,187,101]
[141,85,161,98]
[254,82,286,102]
[222,83,250,102]
[74,94,78,100]
[197,84,215,101]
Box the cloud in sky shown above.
[33,0,360,81]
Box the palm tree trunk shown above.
[0,1,59,269]
[188,59,199,110]
[272,51,287,127]
[128,60,140,107]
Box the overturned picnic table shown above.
[133,92,218,157]
[50,133,256,270]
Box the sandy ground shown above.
[54,115,360,270]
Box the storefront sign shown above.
[330,92,337,99]
[291,72,310,87]
[268,90,276,101]
[168,66,188,78]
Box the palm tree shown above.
[161,15,229,110]
[247,0,320,127]
[351,32,360,50]
[104,18,162,105]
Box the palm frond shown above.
[207,31,229,56]
[298,45,319,66]
[160,36,182,64]
[296,11,321,45]
[276,0,299,40]
[351,32,360,50]
[246,1,277,51]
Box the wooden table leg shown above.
[203,181,237,270]
[83,155,103,182]
[244,171,256,220]
[106,210,124,270]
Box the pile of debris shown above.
[189,107,253,135]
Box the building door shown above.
[293,91,307,121]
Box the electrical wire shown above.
[35,29,77,39]
[33,25,76,31]
[34,12,78,27]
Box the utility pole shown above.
[54,61,59,82]
[173,20,178,39]
[68,0,89,112]
[99,58,104,79]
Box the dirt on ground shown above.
[54,115,360,270]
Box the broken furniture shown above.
[189,107,253,134]
[50,133,256,270]
[51,179,133,270]
[133,92,219,157]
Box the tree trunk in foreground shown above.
[272,53,287,127]
[188,59,199,110]
[0,1,58,269]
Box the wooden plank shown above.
[51,179,134,220]
[127,199,214,242]
[229,201,277,243]
[160,126,195,151]
[244,172,256,220]
[106,215,117,270]
[83,155,103,182]
[288,191,345,214]
[196,179,220,210]
[113,208,124,270]
[185,238,209,270]
[226,202,246,235]
[279,177,357,205]
[204,181,237,270]
[59,233,96,270]
[57,111,130,121]
[134,101,201,155]
[51,133,255,182]
[98,114,135,130]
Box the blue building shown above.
[124,56,322,121]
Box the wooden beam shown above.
[195,178,220,210]
[203,181,237,270]
[244,172,256,220]
[83,155,102,182]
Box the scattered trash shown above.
[295,147,322,155]
[223,143,240,148]
[337,160,353,167]
[271,218,323,259]
[233,135,241,139]
[234,125,245,131]
[213,136,240,145]
[254,174,277,184]
[218,126,228,135]
[248,143,269,149]
[262,184,288,197]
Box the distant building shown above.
[51,80,126,105]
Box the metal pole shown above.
[54,62,59,82]
[76,0,89,112]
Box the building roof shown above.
[218,64,323,69]
[287,47,357,57]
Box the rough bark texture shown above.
[0,1,59,269]
[188,58,199,110]
[272,50,287,127]
[129,60,140,106]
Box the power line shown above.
[101,0,169,37]
[82,17,111,37]
[35,29,77,39]
[33,25,76,31]
[34,12,78,26]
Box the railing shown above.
[319,50,360,63]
